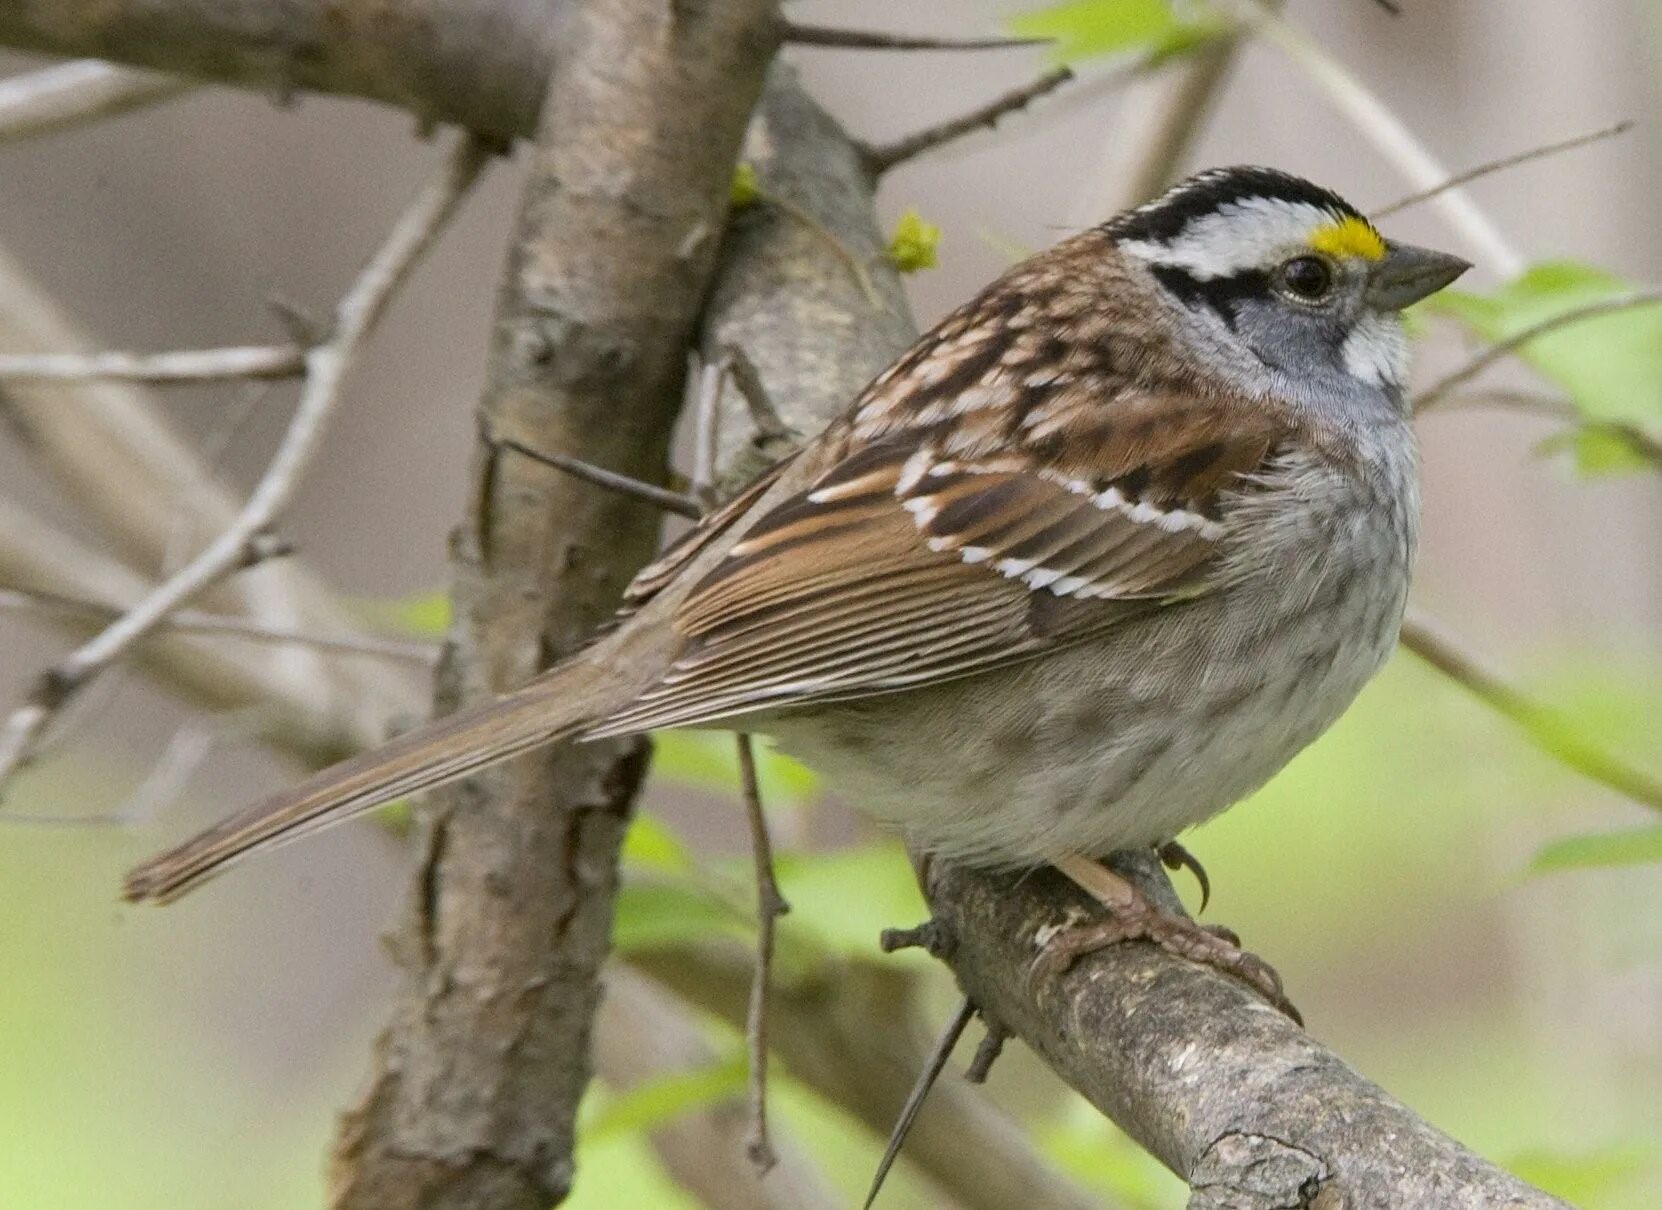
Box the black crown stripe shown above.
[1104,165,1364,247]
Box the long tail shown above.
[123,661,605,904]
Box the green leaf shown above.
[772,843,928,959]
[1534,426,1654,478]
[1008,0,1226,65]
[1530,824,1662,874]
[886,208,941,274]
[730,162,761,209]
[1432,261,1662,427]
[612,880,749,952]
[652,731,821,809]
[620,815,692,873]
[586,1054,748,1141]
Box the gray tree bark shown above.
[327,3,778,1206]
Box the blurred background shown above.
[0,1,1658,1206]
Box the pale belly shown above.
[763,519,1411,867]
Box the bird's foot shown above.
[1040,854,1301,1025]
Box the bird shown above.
[124,165,1468,1000]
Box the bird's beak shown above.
[1366,241,1471,310]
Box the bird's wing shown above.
[592,408,1286,735]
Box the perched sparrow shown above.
[125,167,1467,996]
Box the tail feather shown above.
[123,665,598,904]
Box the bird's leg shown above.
[1041,853,1302,1024]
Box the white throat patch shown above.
[1117,197,1345,281]
[1340,312,1409,387]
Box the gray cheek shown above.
[1231,299,1348,377]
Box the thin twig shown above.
[1400,609,1662,815]
[0,134,489,795]
[0,61,189,144]
[0,587,439,664]
[1235,0,1524,275]
[0,344,305,384]
[488,430,703,518]
[736,732,790,1174]
[783,23,1044,52]
[861,68,1074,176]
[1415,289,1662,412]
[1373,120,1634,219]
[2,722,216,829]
[864,998,977,1210]
[690,356,727,506]
[720,343,795,443]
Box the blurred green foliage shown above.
[1008,0,1226,65]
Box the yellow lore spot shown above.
[1307,215,1386,261]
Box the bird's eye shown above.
[1278,255,1334,302]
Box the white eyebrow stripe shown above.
[1118,197,1342,281]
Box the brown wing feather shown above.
[593,229,1298,736]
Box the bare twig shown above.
[488,429,704,518]
[1373,120,1634,219]
[0,344,305,384]
[1235,0,1524,274]
[0,134,488,795]
[860,68,1074,176]
[1068,31,1243,223]
[595,968,841,1210]
[864,997,976,1210]
[4,722,215,829]
[736,732,790,1174]
[720,343,795,444]
[1415,289,1662,412]
[0,587,439,665]
[0,60,188,143]
[783,23,1043,52]
[1400,609,1662,815]
[691,356,728,504]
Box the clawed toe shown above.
[1043,854,1302,1024]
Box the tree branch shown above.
[595,967,841,1210]
[1415,289,1662,412]
[325,5,780,1206]
[0,240,423,763]
[0,6,1579,1205]
[0,496,407,765]
[0,59,188,142]
[782,23,1043,52]
[1400,608,1662,814]
[860,67,1074,177]
[0,343,304,384]
[923,852,1569,1208]
[0,134,487,795]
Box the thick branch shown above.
[924,853,1568,1208]
[326,4,780,1207]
